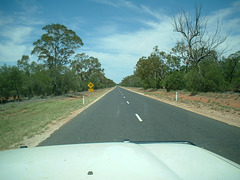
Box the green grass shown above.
[0,88,113,150]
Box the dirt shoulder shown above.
[123,87,240,128]
[19,87,115,148]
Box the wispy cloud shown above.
[84,1,240,82]
[1,26,33,44]
[96,20,175,55]
[16,0,41,14]
[84,51,139,82]
[206,1,240,55]
[82,17,179,83]
[0,0,44,64]
[0,25,34,64]
[92,0,139,10]
[141,5,167,20]
[0,12,13,26]
[0,43,27,64]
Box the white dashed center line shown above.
[126,101,130,104]
[135,114,143,122]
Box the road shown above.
[39,86,240,164]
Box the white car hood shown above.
[0,142,240,180]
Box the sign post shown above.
[88,82,94,92]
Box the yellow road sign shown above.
[88,88,94,92]
[88,82,94,88]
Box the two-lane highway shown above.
[39,86,240,164]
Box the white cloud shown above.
[84,51,138,83]
[0,12,13,26]
[1,26,33,44]
[92,0,139,10]
[0,0,44,64]
[141,5,167,20]
[83,16,180,83]
[0,42,27,63]
[206,2,240,56]
[84,1,240,83]
[93,19,177,55]
[0,25,34,63]
[16,0,41,14]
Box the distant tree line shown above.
[120,47,240,93]
[0,24,115,103]
[120,7,240,93]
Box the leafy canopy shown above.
[32,23,84,68]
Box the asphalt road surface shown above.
[39,86,240,164]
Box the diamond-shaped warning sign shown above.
[88,82,94,88]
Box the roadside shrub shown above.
[184,67,202,93]
[184,60,226,93]
[200,60,226,92]
[165,70,185,92]
[142,78,156,89]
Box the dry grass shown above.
[0,88,113,150]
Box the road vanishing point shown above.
[39,86,240,164]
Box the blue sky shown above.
[0,0,240,83]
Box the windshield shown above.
[0,0,240,166]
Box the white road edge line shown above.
[126,101,129,104]
[135,114,143,122]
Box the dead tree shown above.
[172,6,227,71]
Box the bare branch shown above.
[172,5,228,70]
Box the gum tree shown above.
[32,23,84,95]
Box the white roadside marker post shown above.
[176,92,178,102]
[83,95,85,105]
